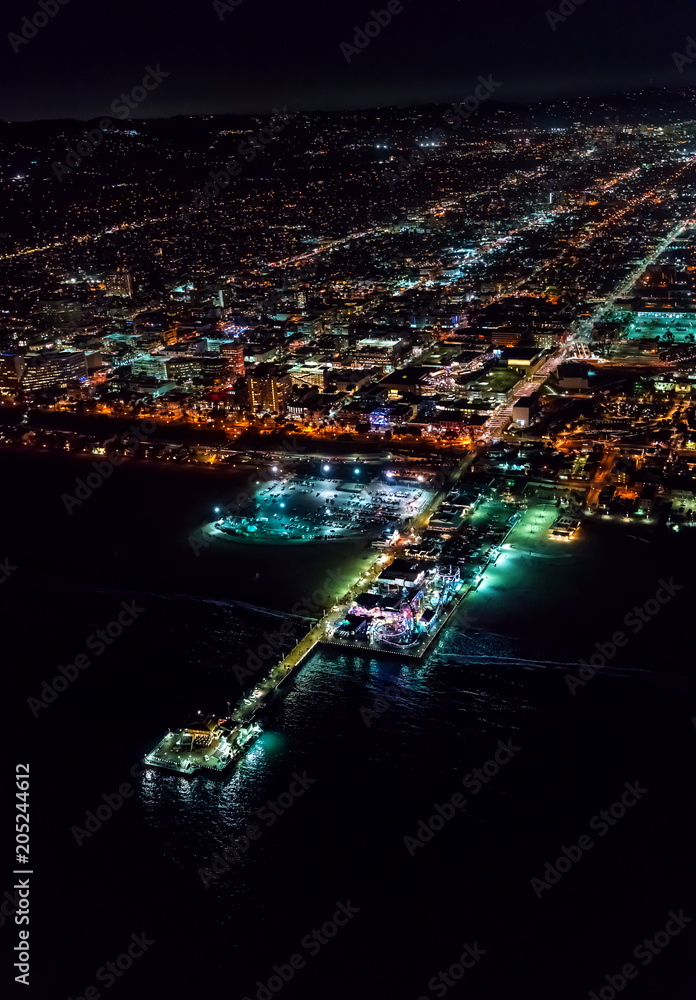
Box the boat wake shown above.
[433,652,696,685]
[21,575,315,621]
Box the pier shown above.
[147,448,492,771]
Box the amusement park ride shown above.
[341,563,461,648]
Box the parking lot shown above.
[212,474,432,543]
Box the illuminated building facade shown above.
[22,351,87,391]
[248,365,290,413]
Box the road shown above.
[586,447,619,507]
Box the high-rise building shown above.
[0,354,25,394]
[220,342,245,378]
[248,364,290,413]
[104,271,133,298]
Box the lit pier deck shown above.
[146,721,261,775]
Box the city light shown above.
[11,53,695,998]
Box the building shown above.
[557,363,591,391]
[326,368,378,393]
[352,337,409,368]
[131,355,169,379]
[377,367,440,398]
[497,347,545,373]
[39,299,83,327]
[219,342,245,379]
[0,354,25,394]
[22,351,87,391]
[165,355,225,385]
[511,394,539,428]
[288,364,326,389]
[248,364,291,413]
[104,271,133,297]
[488,327,522,348]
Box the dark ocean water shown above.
[4,581,696,1000]
[3,451,696,999]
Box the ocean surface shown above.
[3,450,696,999]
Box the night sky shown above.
[0,0,693,120]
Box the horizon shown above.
[3,82,696,126]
